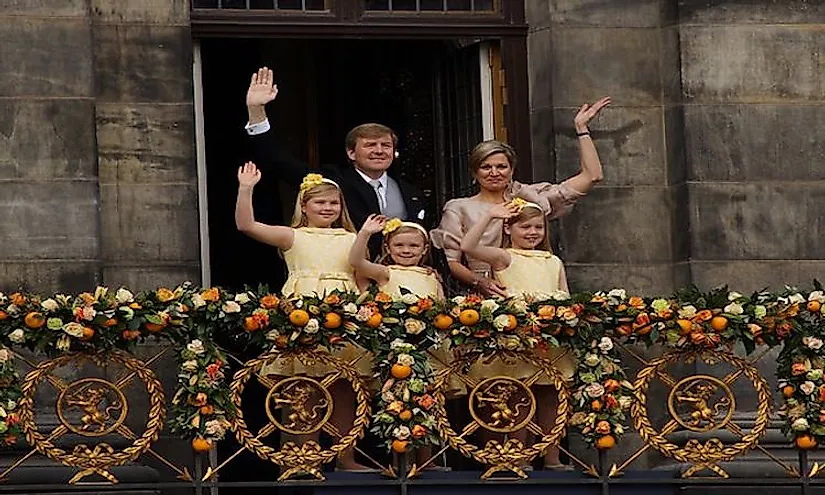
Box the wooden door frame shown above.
[190,0,533,180]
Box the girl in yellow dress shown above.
[348,214,464,468]
[235,162,369,471]
[459,199,573,470]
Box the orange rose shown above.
[417,394,436,411]
[595,420,612,435]
[10,293,26,307]
[201,288,220,302]
[260,295,279,309]
[628,296,645,309]
[323,294,341,305]
[418,298,434,311]
[156,288,176,302]
[190,392,208,407]
[692,310,713,322]
[411,425,428,439]
[792,363,808,376]
[375,292,393,304]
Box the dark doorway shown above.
[200,37,484,293]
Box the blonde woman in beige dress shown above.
[431,97,609,297]
[460,199,574,470]
[235,163,370,471]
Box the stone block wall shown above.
[527,0,825,296]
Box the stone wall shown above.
[527,0,825,296]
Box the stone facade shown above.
[527,0,825,296]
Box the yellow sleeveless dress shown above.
[469,249,574,384]
[380,266,466,397]
[265,227,372,378]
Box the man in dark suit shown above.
[244,67,426,252]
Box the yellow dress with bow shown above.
[265,227,372,377]
[380,266,466,397]
[468,249,575,385]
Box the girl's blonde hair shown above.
[501,206,552,252]
[290,182,356,232]
[379,223,431,267]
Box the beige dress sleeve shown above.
[430,199,464,263]
[431,198,504,276]
[508,180,585,220]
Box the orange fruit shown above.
[0,311,8,321]
[200,405,214,415]
[102,318,118,327]
[537,306,556,318]
[391,364,412,380]
[324,313,342,329]
[391,440,408,453]
[782,385,795,398]
[595,435,616,450]
[80,327,95,341]
[366,312,383,328]
[243,317,260,332]
[434,314,454,330]
[796,434,817,450]
[289,309,310,327]
[145,322,165,333]
[604,379,620,392]
[122,329,140,340]
[503,314,518,331]
[399,410,413,421]
[808,301,822,313]
[192,437,213,453]
[591,400,602,412]
[24,312,45,329]
[676,319,693,335]
[710,316,728,331]
[459,309,480,326]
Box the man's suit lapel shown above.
[396,179,422,222]
[341,166,380,215]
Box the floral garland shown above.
[0,346,21,445]
[359,288,442,453]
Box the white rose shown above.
[493,314,511,331]
[115,288,134,304]
[792,418,810,431]
[265,330,280,341]
[222,301,241,314]
[618,396,633,409]
[304,319,320,334]
[809,291,825,303]
[677,305,697,319]
[789,293,806,305]
[394,425,411,440]
[583,354,601,367]
[723,302,744,315]
[181,360,199,372]
[390,338,408,350]
[584,383,605,398]
[205,419,226,438]
[343,303,358,315]
[6,305,19,316]
[481,300,500,314]
[397,354,415,366]
[0,294,6,304]
[607,289,626,299]
[550,290,571,301]
[598,337,614,353]
[234,292,251,305]
[62,322,84,338]
[401,293,419,305]
[404,319,426,335]
[56,335,71,351]
[191,293,206,309]
[509,299,529,314]
[804,336,824,350]
[451,296,466,305]
[40,299,59,312]
[727,291,743,301]
[8,329,24,344]
[0,349,10,363]
[801,381,817,395]
[80,306,96,321]
[6,400,15,411]
[187,339,205,355]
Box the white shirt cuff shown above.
[245,119,271,136]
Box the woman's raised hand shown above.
[361,214,388,235]
[488,203,520,219]
[237,162,262,189]
[574,96,611,133]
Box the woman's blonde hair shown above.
[379,224,431,267]
[290,182,356,232]
[501,206,552,253]
[468,140,518,175]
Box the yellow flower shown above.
[508,197,528,210]
[300,173,325,193]
[382,218,403,235]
